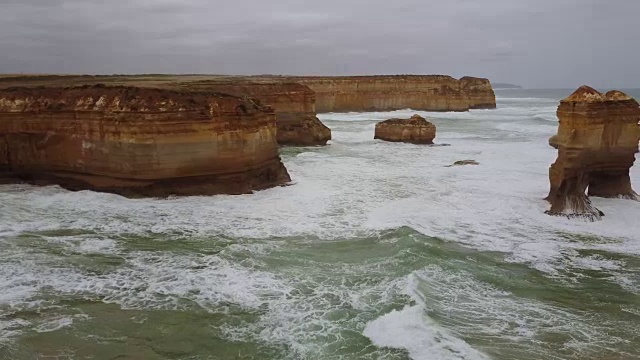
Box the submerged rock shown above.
[545,86,640,220]
[446,160,479,167]
[374,114,436,144]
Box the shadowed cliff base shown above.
[0,164,291,198]
[545,86,640,220]
[0,85,291,197]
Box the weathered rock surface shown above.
[180,81,331,146]
[291,75,496,113]
[275,115,331,146]
[0,85,291,197]
[374,114,436,144]
[545,86,640,220]
[460,76,497,109]
[0,76,332,147]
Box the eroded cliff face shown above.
[545,86,640,220]
[292,75,496,113]
[181,81,331,146]
[0,76,332,147]
[460,76,497,109]
[0,86,291,197]
[374,114,436,144]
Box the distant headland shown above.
[492,83,522,89]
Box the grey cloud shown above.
[0,0,638,88]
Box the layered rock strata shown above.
[460,76,497,109]
[374,114,436,144]
[545,86,640,220]
[0,74,497,144]
[291,75,496,113]
[0,85,291,197]
[182,81,331,146]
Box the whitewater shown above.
[0,89,639,359]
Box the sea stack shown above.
[182,81,331,146]
[0,85,291,197]
[460,76,498,109]
[545,86,640,220]
[374,114,436,144]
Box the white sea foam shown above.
[495,97,559,104]
[365,264,635,359]
[34,315,83,333]
[364,305,489,360]
[0,318,31,345]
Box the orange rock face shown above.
[545,86,640,220]
[180,81,331,146]
[291,75,496,113]
[460,76,497,109]
[374,114,436,144]
[0,86,291,197]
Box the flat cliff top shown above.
[282,75,491,82]
[0,74,492,88]
[179,80,314,95]
[0,75,319,102]
[0,74,288,89]
[0,85,265,113]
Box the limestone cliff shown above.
[460,76,497,109]
[290,75,496,113]
[374,114,436,144]
[545,86,640,220]
[181,81,331,146]
[0,85,291,197]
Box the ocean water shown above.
[1,89,639,360]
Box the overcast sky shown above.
[0,0,637,88]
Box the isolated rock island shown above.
[545,86,640,220]
[374,114,436,144]
[0,86,291,197]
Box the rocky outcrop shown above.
[460,76,497,109]
[275,115,331,146]
[446,160,479,167]
[291,75,496,113]
[545,86,640,220]
[0,85,291,197]
[374,114,436,144]
[179,81,331,146]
